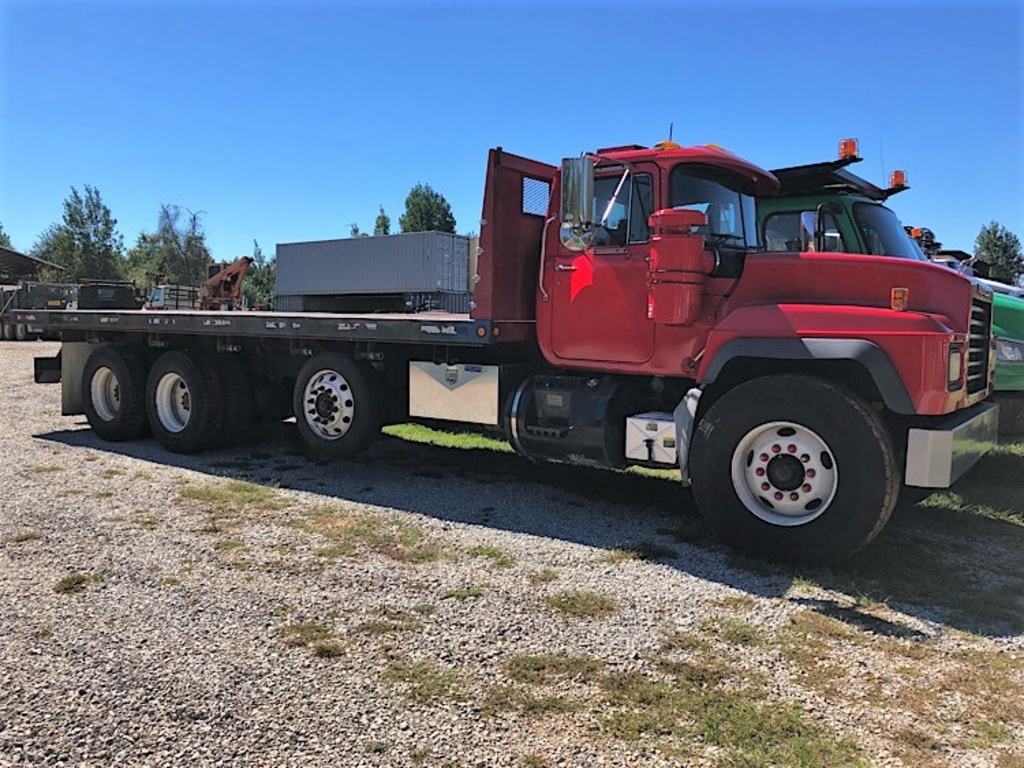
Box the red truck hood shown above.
[722,251,977,333]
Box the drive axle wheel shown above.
[293,352,379,460]
[81,346,149,442]
[690,374,898,565]
[14,324,27,341]
[146,351,225,454]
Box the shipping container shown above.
[276,232,470,297]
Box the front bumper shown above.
[905,402,999,488]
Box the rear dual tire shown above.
[145,351,226,454]
[82,346,150,441]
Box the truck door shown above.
[550,166,657,364]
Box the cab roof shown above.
[769,156,907,201]
[594,143,780,196]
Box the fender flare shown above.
[700,337,915,415]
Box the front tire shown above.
[690,375,898,565]
[293,352,380,460]
[81,346,150,441]
[146,351,225,454]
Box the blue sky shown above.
[1,1,1021,260]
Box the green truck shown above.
[757,146,1024,435]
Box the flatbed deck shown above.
[3,308,496,346]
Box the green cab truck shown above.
[757,144,1024,436]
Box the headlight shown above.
[948,344,964,391]
[996,337,1024,363]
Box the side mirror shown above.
[559,157,595,252]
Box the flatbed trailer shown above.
[9,142,1000,566]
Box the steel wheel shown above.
[90,366,121,422]
[730,421,838,527]
[154,372,192,434]
[293,352,380,460]
[302,369,355,440]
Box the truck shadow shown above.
[37,424,1024,640]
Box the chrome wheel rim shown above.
[730,421,838,527]
[155,372,191,433]
[90,366,121,422]
[302,369,354,441]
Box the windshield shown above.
[669,164,759,248]
[853,203,923,260]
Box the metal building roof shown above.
[0,246,63,280]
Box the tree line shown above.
[0,182,459,310]
[912,222,1023,283]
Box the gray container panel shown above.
[276,232,469,296]
[275,294,304,312]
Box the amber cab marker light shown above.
[838,138,859,159]
[890,169,908,187]
[891,287,910,311]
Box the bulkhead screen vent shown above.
[522,177,550,217]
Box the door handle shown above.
[554,264,578,272]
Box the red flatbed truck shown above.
[17,141,998,564]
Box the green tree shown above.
[399,183,456,234]
[156,205,211,285]
[124,231,164,286]
[373,205,391,237]
[31,185,125,281]
[975,221,1023,284]
[243,240,276,310]
[0,221,12,249]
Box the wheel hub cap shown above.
[731,422,838,527]
[91,367,122,422]
[303,370,354,441]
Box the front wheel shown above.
[689,375,899,565]
[293,352,380,460]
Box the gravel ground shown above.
[1,341,1021,768]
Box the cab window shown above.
[669,164,758,247]
[592,172,653,247]
[763,211,845,252]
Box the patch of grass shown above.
[529,568,559,584]
[177,480,288,514]
[408,747,432,765]
[384,423,514,453]
[384,660,461,704]
[465,544,515,568]
[702,616,762,646]
[7,530,41,544]
[278,622,334,648]
[596,668,865,766]
[544,590,618,618]
[355,606,423,635]
[312,640,346,658]
[711,594,758,611]
[83,455,100,462]
[94,491,115,499]
[597,548,639,564]
[29,465,62,474]
[33,627,53,641]
[298,506,441,564]
[481,685,579,717]
[100,468,125,479]
[159,576,181,587]
[506,653,604,684]
[660,630,710,654]
[213,538,248,552]
[445,587,484,601]
[53,571,103,594]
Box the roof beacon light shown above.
[655,140,681,150]
[890,169,908,188]
[838,138,859,159]
[910,228,923,239]
[891,287,910,312]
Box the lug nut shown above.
[790,492,799,501]
[787,444,797,453]
[802,484,812,493]
[771,445,781,454]
[774,492,784,501]
[806,469,816,478]
[755,468,765,477]
[761,482,770,491]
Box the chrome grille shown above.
[967,293,992,395]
